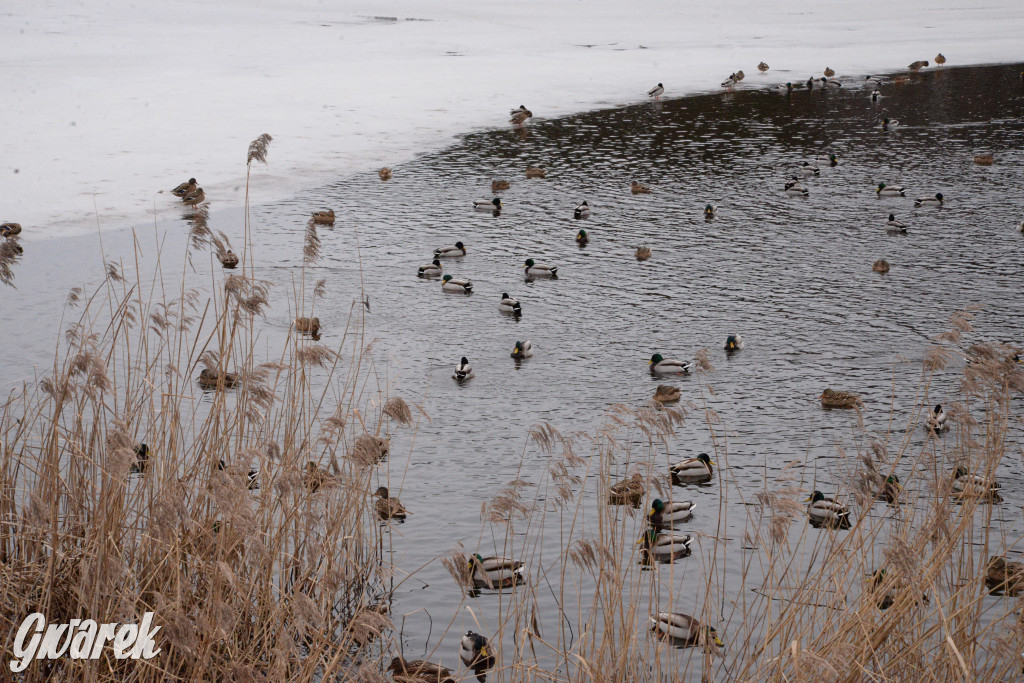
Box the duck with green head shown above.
[467,553,526,589]
[523,258,557,278]
[511,340,533,359]
[806,490,851,529]
[703,204,717,219]
[648,498,695,526]
[441,274,473,293]
[878,474,901,504]
[724,335,744,352]
[876,181,905,196]
[649,353,691,374]
[576,228,589,246]
[460,631,495,674]
[670,453,714,484]
[639,528,693,563]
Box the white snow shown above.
[2,0,1022,238]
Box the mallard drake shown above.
[198,368,237,390]
[171,177,197,197]
[818,153,839,168]
[525,166,546,178]
[886,214,907,231]
[648,498,695,526]
[872,259,890,273]
[721,73,738,88]
[441,274,472,293]
[724,335,744,352]
[647,82,664,99]
[491,179,510,192]
[635,246,652,261]
[914,193,944,206]
[824,66,835,77]
[468,554,525,589]
[1,222,23,237]
[935,53,946,66]
[973,153,994,165]
[129,443,149,474]
[985,556,1024,595]
[881,118,899,131]
[378,167,392,181]
[573,201,591,219]
[374,486,408,520]
[820,388,862,408]
[649,353,691,375]
[871,90,881,102]
[182,187,205,207]
[653,385,681,403]
[865,75,885,86]
[878,474,901,504]
[631,181,652,194]
[670,453,714,484]
[510,104,529,116]
[952,466,1001,501]
[819,77,842,89]
[876,182,905,197]
[576,228,589,246]
[511,340,533,359]
[474,197,502,212]
[806,490,851,529]
[703,204,717,219]
[311,209,335,225]
[509,108,533,125]
[217,459,259,490]
[387,657,455,683]
[499,293,522,315]
[434,241,466,257]
[908,60,929,71]
[800,161,821,177]
[640,528,693,563]
[650,613,724,648]
[926,404,948,432]
[523,258,557,277]
[460,631,495,673]
[776,82,794,93]
[608,472,644,506]
[806,77,816,90]
[784,182,809,196]
[295,316,321,337]
[219,250,239,269]
[453,357,474,382]
[758,61,770,72]
[418,258,443,277]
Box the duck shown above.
[820,388,862,408]
[304,462,339,493]
[525,166,546,178]
[881,117,900,131]
[872,259,890,273]
[460,631,495,674]
[871,90,881,102]
[468,554,526,589]
[434,241,467,257]
[387,657,455,683]
[806,491,851,529]
[608,472,645,506]
[648,498,695,526]
[758,62,770,73]
[865,75,885,86]
[914,192,944,206]
[876,182,905,197]
[219,250,239,269]
[703,204,717,219]
[886,214,907,232]
[441,274,472,293]
[129,443,149,474]
[824,66,835,77]
[418,258,443,278]
[523,258,557,277]
[973,153,994,166]
[806,77,816,90]
[952,466,1001,501]
[649,353,691,375]
[576,228,589,246]
[374,486,408,520]
[311,209,335,225]
[498,293,522,315]
[474,197,502,212]
[197,368,237,390]
[171,177,197,197]
[926,404,948,432]
[631,181,652,194]
[721,73,738,88]
[650,613,724,648]
[776,82,794,94]
[453,357,474,382]
[878,474,901,504]
[509,108,533,125]
[800,161,821,177]
[935,53,946,66]
[819,77,842,89]
[574,201,591,219]
[491,179,510,192]
[510,104,529,116]
[735,70,745,81]
[181,187,205,207]
[635,246,652,261]
[216,459,259,490]
[510,340,533,359]
[295,316,321,337]
[670,453,714,484]
[647,82,665,99]
[908,60,929,71]
[870,568,929,609]
[1018,220,1024,234]
[784,182,809,196]
[724,335,744,352]
[653,385,681,403]
[378,167,393,181]
[985,556,1024,595]
[1,223,23,237]
[639,528,694,563]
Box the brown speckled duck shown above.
[1,223,22,237]
[525,166,546,178]
[374,486,408,520]
[197,368,237,390]
[631,181,652,194]
[985,556,1024,595]
[295,316,321,337]
[491,179,510,192]
[820,388,863,409]
[387,656,454,683]
[653,385,681,403]
[219,250,239,269]
[608,472,645,506]
[311,209,335,225]
[379,167,393,181]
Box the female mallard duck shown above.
[670,453,714,484]
[509,108,533,125]
[935,53,946,66]
[304,461,339,493]
[870,568,928,609]
[460,631,495,674]
[491,179,510,192]
[724,335,743,352]
[914,192,944,206]
[703,204,717,219]
[311,209,335,225]
[734,70,745,81]
[182,187,206,207]
[784,181,809,196]
[639,528,693,563]
[171,177,197,197]
[952,466,1001,501]
[453,357,474,382]
[434,241,467,257]
[573,201,590,219]
[468,554,525,589]
[876,182,905,196]
[525,166,546,178]
[511,340,533,359]
[650,613,724,648]
[973,153,994,166]
[219,250,239,269]
[378,167,392,181]
[872,259,890,273]
[881,117,900,131]
[648,498,695,526]
[806,490,852,529]
[1,222,23,237]
[820,388,863,408]
[198,368,237,390]
[441,274,472,293]
[631,181,652,194]
[523,258,557,278]
[499,293,522,315]
[374,486,408,520]
[387,657,455,683]
[647,82,664,99]
[800,161,820,176]
[635,246,652,261]
[129,443,149,474]
[985,556,1024,595]
[758,61,770,72]
[576,228,589,246]
[295,316,321,337]
[418,258,443,277]
[824,66,835,77]
[649,353,691,375]
[474,197,502,212]
[608,472,645,506]
[926,404,948,432]
[908,60,929,71]
[878,474,901,504]
[653,385,681,403]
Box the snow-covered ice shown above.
[2,0,1022,238]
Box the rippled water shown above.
[3,63,1023,679]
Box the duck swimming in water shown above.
[724,335,744,352]
[648,498,695,526]
[886,214,907,232]
[806,491,852,529]
[441,274,473,293]
[670,453,714,484]
[499,292,522,315]
[650,613,724,648]
[649,353,691,374]
[511,340,533,359]
[914,193,944,207]
[523,258,557,277]
[926,404,948,432]
[453,357,474,382]
[576,228,589,246]
[877,183,905,197]
[881,117,900,131]
[418,258,443,277]
[631,181,652,194]
[434,241,467,257]
[474,197,502,212]
[703,204,717,219]
[574,201,591,219]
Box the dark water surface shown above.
[3,63,1024,679]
